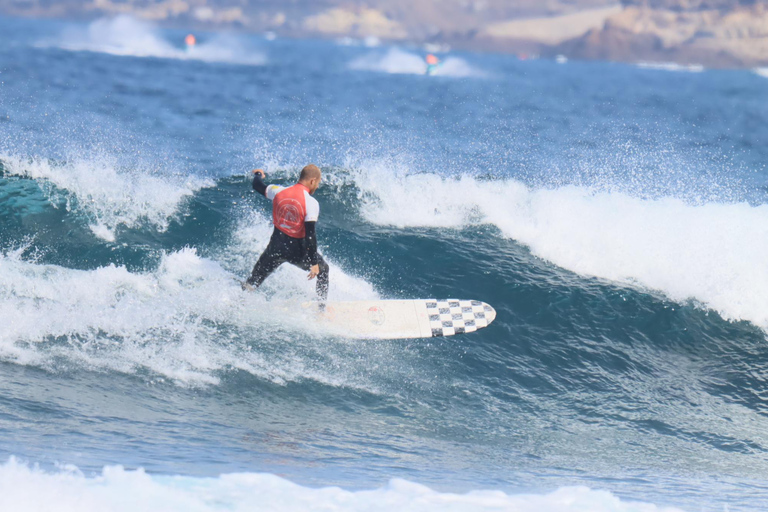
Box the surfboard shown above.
[300,299,496,340]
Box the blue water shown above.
[2,14,768,511]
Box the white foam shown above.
[0,153,213,241]
[0,228,381,387]
[349,48,483,77]
[636,62,704,73]
[0,457,683,512]
[184,33,267,66]
[346,165,768,330]
[44,16,266,66]
[437,57,483,78]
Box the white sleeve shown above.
[305,193,320,222]
[265,184,284,201]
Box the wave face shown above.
[343,166,768,330]
[2,15,768,512]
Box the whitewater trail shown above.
[38,15,267,66]
[349,48,484,78]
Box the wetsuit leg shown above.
[247,228,328,301]
[246,243,285,287]
[290,253,329,302]
[246,229,299,287]
[315,256,329,302]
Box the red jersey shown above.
[266,183,320,238]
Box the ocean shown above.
[1,14,768,511]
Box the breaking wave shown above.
[0,153,213,241]
[0,457,684,512]
[42,16,266,66]
[0,245,379,388]
[338,163,768,331]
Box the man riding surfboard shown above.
[243,165,329,302]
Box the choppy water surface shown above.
[1,14,768,511]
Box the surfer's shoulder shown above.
[304,190,320,221]
[265,184,285,200]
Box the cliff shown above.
[561,0,768,66]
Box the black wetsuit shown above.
[245,174,329,301]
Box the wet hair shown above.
[299,164,321,182]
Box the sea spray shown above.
[40,15,267,66]
[0,153,213,241]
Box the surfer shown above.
[425,53,441,75]
[243,165,329,302]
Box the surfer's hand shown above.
[252,169,266,178]
[308,264,320,280]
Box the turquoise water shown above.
[1,14,768,511]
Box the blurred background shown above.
[3,0,768,68]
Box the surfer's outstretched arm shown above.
[253,169,286,200]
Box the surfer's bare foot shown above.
[241,281,255,292]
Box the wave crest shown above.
[0,457,683,512]
[1,153,213,241]
[42,16,267,66]
[341,163,768,331]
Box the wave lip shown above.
[1,153,213,241]
[0,457,684,512]
[40,15,267,66]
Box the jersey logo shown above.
[275,199,302,235]
[272,185,308,238]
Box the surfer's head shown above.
[299,164,322,194]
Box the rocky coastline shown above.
[2,0,767,68]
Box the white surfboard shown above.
[300,299,496,340]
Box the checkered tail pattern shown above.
[426,299,496,337]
